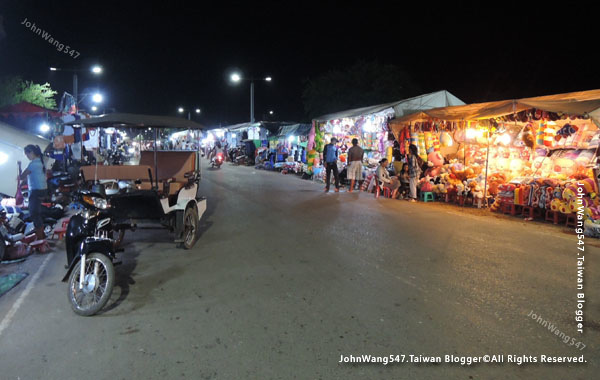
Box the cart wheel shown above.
[182,205,198,250]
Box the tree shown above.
[0,76,58,109]
[302,61,421,119]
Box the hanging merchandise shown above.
[536,123,545,146]
[543,123,556,147]
[418,132,427,161]
[521,123,535,149]
[440,131,453,147]
[410,129,418,147]
[424,131,433,153]
[432,133,441,151]
[386,143,393,163]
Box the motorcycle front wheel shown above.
[68,253,115,316]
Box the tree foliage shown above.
[0,76,58,109]
[302,61,421,119]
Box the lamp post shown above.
[50,65,103,113]
[230,73,272,123]
[178,107,201,120]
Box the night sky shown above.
[0,0,597,127]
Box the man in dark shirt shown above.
[323,137,339,192]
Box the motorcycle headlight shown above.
[82,195,110,209]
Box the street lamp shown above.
[178,106,201,120]
[269,110,274,115]
[49,65,103,113]
[92,93,103,103]
[229,72,272,123]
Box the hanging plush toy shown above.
[521,123,535,149]
[440,131,453,147]
[555,123,579,140]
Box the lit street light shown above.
[229,72,272,123]
[49,65,103,113]
[178,106,201,120]
[92,93,103,103]
[269,110,274,115]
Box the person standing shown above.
[346,138,364,193]
[407,144,423,202]
[19,145,47,240]
[323,137,340,192]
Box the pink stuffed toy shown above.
[425,151,444,177]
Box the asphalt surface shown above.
[0,161,598,380]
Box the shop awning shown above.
[0,101,62,117]
[391,89,600,125]
[312,90,465,122]
[222,121,297,135]
[276,123,312,137]
[62,113,205,129]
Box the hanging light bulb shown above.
[466,128,477,139]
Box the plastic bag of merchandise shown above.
[584,219,600,238]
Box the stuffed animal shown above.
[419,176,434,192]
[555,123,578,141]
[521,123,535,148]
[440,131,453,147]
[558,201,570,214]
[550,198,562,212]
[425,151,444,177]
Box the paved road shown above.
[0,161,598,379]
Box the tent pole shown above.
[154,128,158,189]
[483,124,491,208]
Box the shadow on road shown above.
[99,241,141,315]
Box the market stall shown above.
[390,89,600,236]
[269,123,312,173]
[306,91,465,182]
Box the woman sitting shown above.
[398,163,410,199]
[376,158,400,199]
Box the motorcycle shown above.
[211,152,225,169]
[61,187,120,316]
[48,171,78,206]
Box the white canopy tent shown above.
[0,121,51,197]
[313,90,465,122]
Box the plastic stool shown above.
[545,210,564,225]
[420,192,434,202]
[375,186,391,198]
[30,240,50,254]
[522,205,541,219]
[51,217,71,240]
[565,213,578,228]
